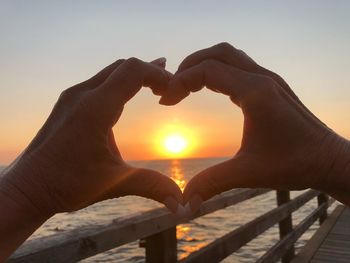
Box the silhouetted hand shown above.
[160,42,350,212]
[1,58,182,217]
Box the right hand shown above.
[160,42,350,212]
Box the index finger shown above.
[159,59,274,106]
[178,42,258,73]
[90,57,171,124]
[177,42,305,108]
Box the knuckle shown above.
[58,88,77,104]
[115,58,126,64]
[58,88,93,114]
[124,57,143,69]
[68,94,100,127]
[216,42,234,50]
[215,42,235,56]
[175,74,190,88]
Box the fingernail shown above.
[159,96,173,105]
[159,88,188,105]
[180,202,196,218]
[189,194,203,214]
[164,196,179,214]
[176,204,187,217]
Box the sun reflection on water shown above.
[169,160,208,260]
[169,159,186,192]
[177,224,208,260]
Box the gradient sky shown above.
[1,0,350,164]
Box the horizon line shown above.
[0,155,232,168]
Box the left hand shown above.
[1,57,182,218]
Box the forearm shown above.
[0,172,49,261]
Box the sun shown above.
[154,121,197,158]
[164,135,188,154]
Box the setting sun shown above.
[154,121,197,159]
[164,135,188,154]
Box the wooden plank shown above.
[257,202,328,263]
[180,190,319,263]
[145,227,177,263]
[8,188,270,262]
[277,190,295,263]
[291,205,345,263]
[328,198,335,207]
[191,188,270,219]
[311,207,350,263]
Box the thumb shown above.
[113,167,183,213]
[183,155,264,214]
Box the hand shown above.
[160,42,350,212]
[1,57,182,217]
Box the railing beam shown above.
[9,189,270,262]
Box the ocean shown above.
[1,157,336,262]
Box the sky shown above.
[1,0,350,164]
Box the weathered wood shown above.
[317,193,329,224]
[257,202,328,263]
[328,197,335,207]
[311,206,350,262]
[291,205,345,263]
[9,188,269,262]
[191,188,270,219]
[276,190,295,263]
[180,190,319,263]
[145,227,177,263]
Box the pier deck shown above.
[293,205,350,263]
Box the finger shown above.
[177,42,288,91]
[177,42,310,113]
[183,155,269,214]
[69,57,167,94]
[102,57,170,101]
[71,59,126,92]
[159,59,271,106]
[115,167,183,213]
[150,57,173,94]
[91,57,170,123]
[178,42,258,73]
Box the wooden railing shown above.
[8,189,333,263]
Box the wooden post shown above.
[276,190,295,263]
[317,193,329,224]
[145,227,177,263]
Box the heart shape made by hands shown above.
[5,43,338,221]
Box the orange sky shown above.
[113,89,244,161]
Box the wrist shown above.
[314,132,350,202]
[0,169,50,260]
[0,158,55,220]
